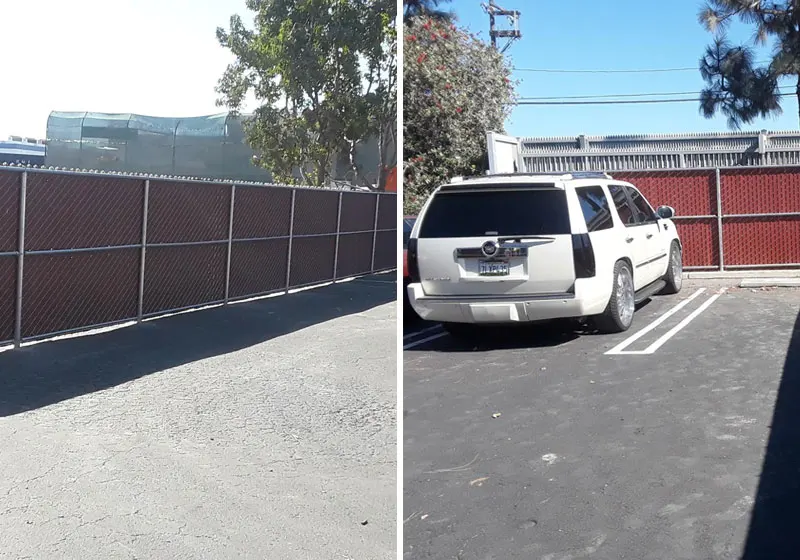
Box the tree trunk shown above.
[796,75,800,126]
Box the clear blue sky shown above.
[452,0,800,138]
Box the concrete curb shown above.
[739,278,800,288]
[685,270,800,279]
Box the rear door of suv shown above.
[414,182,577,297]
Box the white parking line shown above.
[403,331,449,350]
[605,288,707,355]
[638,289,727,354]
[403,324,444,341]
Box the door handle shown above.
[646,233,654,239]
[626,237,634,243]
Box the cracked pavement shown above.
[0,276,397,559]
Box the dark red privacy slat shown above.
[336,232,374,278]
[143,244,226,315]
[673,219,719,269]
[229,239,289,298]
[25,173,143,251]
[376,193,396,231]
[289,236,336,286]
[21,249,139,338]
[373,230,397,271]
[339,193,376,233]
[232,186,292,239]
[147,181,230,243]
[0,171,20,253]
[0,256,15,342]
[723,217,800,266]
[721,167,800,215]
[0,168,397,344]
[614,170,717,217]
[292,190,338,235]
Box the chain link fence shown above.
[615,166,800,271]
[0,167,397,348]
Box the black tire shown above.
[593,260,635,334]
[660,241,683,295]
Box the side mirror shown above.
[656,205,675,219]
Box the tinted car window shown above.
[576,186,613,232]
[418,188,571,238]
[608,184,636,226]
[625,186,656,223]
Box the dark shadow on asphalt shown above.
[409,321,580,353]
[0,275,395,418]
[741,310,800,559]
[404,298,656,352]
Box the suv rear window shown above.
[418,188,571,238]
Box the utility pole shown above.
[481,0,521,53]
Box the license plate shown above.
[478,261,509,276]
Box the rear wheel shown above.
[594,260,635,334]
[660,242,683,295]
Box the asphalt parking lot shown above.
[404,280,800,560]
[0,274,396,560]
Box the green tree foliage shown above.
[698,1,798,128]
[403,0,454,22]
[403,17,516,214]
[216,0,396,188]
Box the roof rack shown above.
[567,171,613,179]
[455,171,613,181]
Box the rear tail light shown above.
[407,238,420,282]
[572,233,596,278]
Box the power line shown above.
[512,61,773,74]
[518,86,795,101]
[515,92,794,106]
[513,66,697,74]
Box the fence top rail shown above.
[607,162,800,174]
[0,165,396,197]
[518,162,800,175]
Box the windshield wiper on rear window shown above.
[498,235,556,243]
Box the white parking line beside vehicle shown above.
[403,324,443,341]
[605,288,706,355]
[639,289,727,354]
[606,287,725,355]
[403,331,448,350]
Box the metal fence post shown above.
[137,179,149,322]
[370,194,381,272]
[285,189,296,290]
[224,184,236,304]
[14,171,27,348]
[333,191,343,280]
[715,168,725,271]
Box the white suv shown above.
[406,172,682,335]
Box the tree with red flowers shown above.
[403,17,515,213]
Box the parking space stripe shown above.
[638,289,727,354]
[403,331,449,350]
[605,288,707,355]
[403,325,443,341]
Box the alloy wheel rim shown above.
[672,249,683,289]
[616,267,635,325]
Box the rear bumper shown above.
[406,278,611,324]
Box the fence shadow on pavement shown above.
[741,311,800,559]
[0,275,395,418]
